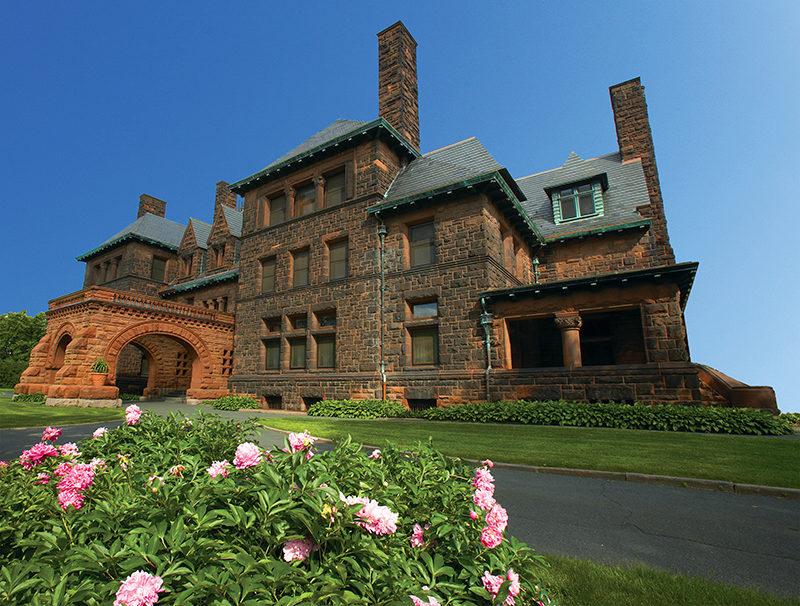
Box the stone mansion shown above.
[16,22,777,412]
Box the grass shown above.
[0,400,126,428]
[259,417,800,489]
[538,553,800,605]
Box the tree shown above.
[0,311,47,388]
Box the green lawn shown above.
[259,417,800,489]
[539,554,800,605]
[0,400,126,428]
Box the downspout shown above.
[480,297,494,402]
[377,220,388,400]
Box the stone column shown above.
[555,312,583,367]
[313,175,326,209]
[284,185,296,220]
[108,258,119,281]
[100,261,109,283]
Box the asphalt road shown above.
[2,398,798,597]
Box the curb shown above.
[259,425,800,501]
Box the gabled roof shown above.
[76,213,186,261]
[220,205,242,238]
[368,138,543,245]
[187,218,212,250]
[517,152,651,242]
[229,118,420,194]
[160,267,240,295]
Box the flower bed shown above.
[0,407,554,605]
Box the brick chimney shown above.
[609,78,675,266]
[215,181,237,210]
[138,194,167,219]
[377,21,420,152]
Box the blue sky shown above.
[2,1,798,412]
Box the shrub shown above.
[0,409,554,605]
[418,400,793,436]
[308,398,413,419]
[11,392,46,403]
[780,412,800,427]
[209,395,261,411]
[120,393,141,401]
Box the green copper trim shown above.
[76,234,179,262]
[545,219,652,243]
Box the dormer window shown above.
[549,175,606,224]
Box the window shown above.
[412,301,437,318]
[151,257,167,281]
[553,182,603,223]
[256,195,268,228]
[329,239,348,281]
[290,315,307,330]
[409,222,435,267]
[214,245,226,268]
[261,258,276,293]
[289,338,306,369]
[317,335,335,368]
[269,194,286,226]
[316,310,336,327]
[325,171,346,207]
[410,327,438,365]
[293,249,309,287]
[263,316,281,332]
[181,255,193,277]
[296,183,316,216]
[264,340,280,370]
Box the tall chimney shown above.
[377,21,420,152]
[609,78,675,266]
[215,181,237,210]
[138,194,167,219]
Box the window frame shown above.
[292,249,310,288]
[328,239,348,281]
[150,256,167,282]
[324,171,346,207]
[409,221,435,268]
[316,335,336,368]
[269,193,287,226]
[260,257,276,293]
[549,176,607,224]
[289,338,307,369]
[410,326,439,366]
[264,339,280,370]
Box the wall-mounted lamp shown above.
[532,257,540,284]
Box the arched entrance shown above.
[50,332,73,384]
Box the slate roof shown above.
[264,119,369,170]
[516,152,651,241]
[221,206,243,238]
[161,268,240,294]
[188,218,211,250]
[382,138,507,202]
[77,213,186,261]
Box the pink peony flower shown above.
[54,461,73,477]
[113,570,165,606]
[341,494,398,535]
[410,523,428,548]
[470,510,478,520]
[0,461,8,467]
[482,459,494,468]
[482,571,504,595]
[283,430,318,460]
[57,463,95,493]
[480,526,503,549]
[59,443,81,458]
[283,537,314,562]
[507,568,521,599]
[207,460,230,478]
[233,442,262,469]
[473,489,496,511]
[472,467,495,491]
[369,449,381,459]
[19,442,59,470]
[36,473,50,484]
[92,427,108,438]
[58,489,85,511]
[42,426,62,441]
[169,465,185,477]
[125,404,142,425]
[89,458,106,471]
[485,503,508,532]
[410,595,441,606]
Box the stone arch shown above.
[104,321,212,391]
[47,322,76,368]
[115,340,158,395]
